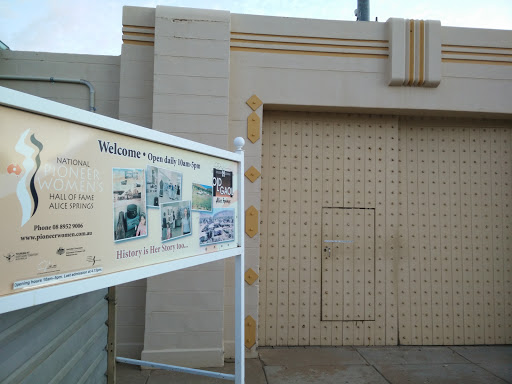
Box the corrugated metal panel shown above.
[0,288,108,384]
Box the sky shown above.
[1,0,511,56]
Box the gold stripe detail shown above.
[122,39,154,46]
[123,31,155,38]
[231,38,387,51]
[408,20,414,86]
[230,46,388,59]
[442,50,512,58]
[123,24,155,30]
[419,20,425,86]
[442,58,512,66]
[443,44,512,52]
[231,31,387,44]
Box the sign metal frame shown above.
[0,87,245,383]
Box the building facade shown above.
[1,5,511,367]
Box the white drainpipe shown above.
[0,75,96,112]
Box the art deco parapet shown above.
[387,18,441,87]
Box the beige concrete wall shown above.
[141,6,232,368]
[119,6,155,129]
[225,12,511,353]
[5,4,510,364]
[115,6,156,359]
[0,51,120,118]
[142,261,226,367]
[116,279,147,358]
[151,6,231,149]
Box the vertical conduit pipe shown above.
[357,0,370,21]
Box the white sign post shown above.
[0,87,245,383]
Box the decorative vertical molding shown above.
[245,315,256,348]
[387,18,441,87]
[245,166,261,182]
[247,112,261,143]
[244,268,258,285]
[245,206,258,238]
[246,95,262,111]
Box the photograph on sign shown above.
[191,183,213,212]
[0,105,240,297]
[213,168,233,207]
[160,200,192,242]
[146,165,182,208]
[199,208,235,246]
[113,168,147,242]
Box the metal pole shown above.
[357,0,370,21]
[116,357,235,380]
[234,137,245,384]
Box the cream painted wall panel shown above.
[155,38,229,60]
[145,332,223,350]
[260,113,510,348]
[364,209,376,345]
[153,94,229,115]
[480,129,495,344]
[354,208,365,345]
[258,117,270,345]
[448,127,464,345]
[154,57,229,78]
[332,209,345,344]
[157,21,229,40]
[385,120,399,345]
[374,122,388,345]
[153,113,228,135]
[439,127,454,344]
[265,119,280,345]
[502,129,512,343]
[470,127,485,344]
[342,208,354,345]
[277,120,291,346]
[321,208,333,342]
[321,122,334,346]
[397,118,511,347]
[441,26,512,48]
[364,122,376,345]
[260,113,396,347]
[231,13,387,40]
[0,51,120,118]
[460,127,475,344]
[299,121,313,345]
[428,127,443,345]
[119,40,155,360]
[119,44,154,129]
[406,124,422,344]
[310,123,323,345]
[229,51,511,123]
[491,129,505,344]
[145,8,230,367]
[288,120,302,345]
[153,75,229,97]
[398,126,411,344]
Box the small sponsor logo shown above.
[87,256,100,266]
[56,247,65,255]
[4,253,15,262]
[7,163,22,175]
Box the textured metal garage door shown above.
[259,112,511,348]
[0,289,109,384]
[259,112,398,347]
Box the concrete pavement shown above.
[116,345,512,383]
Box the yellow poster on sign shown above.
[0,106,239,297]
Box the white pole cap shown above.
[234,137,245,151]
